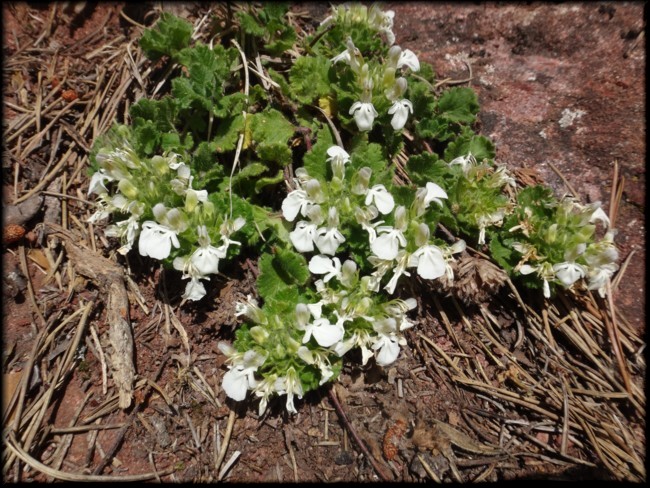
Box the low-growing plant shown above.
[88,3,618,415]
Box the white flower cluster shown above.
[326,4,420,134]
[88,143,246,301]
[513,199,618,298]
[321,3,396,46]
[219,262,418,415]
[282,144,466,296]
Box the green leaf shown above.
[257,249,309,303]
[139,12,192,61]
[444,134,496,162]
[254,170,284,193]
[303,125,334,181]
[237,11,266,37]
[438,87,480,124]
[213,115,245,153]
[257,143,292,166]
[405,152,452,187]
[251,108,295,148]
[132,120,160,156]
[289,56,332,105]
[348,140,392,186]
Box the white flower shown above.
[331,38,363,73]
[302,317,344,347]
[282,189,313,222]
[333,330,374,365]
[423,182,448,207]
[182,276,207,301]
[252,375,278,416]
[88,169,113,196]
[586,263,618,297]
[290,220,318,252]
[519,262,555,298]
[372,227,406,260]
[410,244,447,280]
[354,205,381,242]
[234,295,267,324]
[327,145,351,178]
[222,350,267,402]
[587,203,611,228]
[138,221,180,260]
[448,153,477,173]
[384,250,412,294]
[314,207,346,255]
[274,367,303,414]
[349,101,378,132]
[372,318,404,366]
[365,184,395,215]
[105,215,140,255]
[297,347,335,385]
[191,225,227,275]
[388,99,413,131]
[309,255,342,283]
[553,261,586,287]
[397,49,420,72]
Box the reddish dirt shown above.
[2,2,645,483]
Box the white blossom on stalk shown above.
[282,179,324,222]
[105,214,140,255]
[388,99,413,130]
[289,205,323,252]
[314,207,346,255]
[384,250,412,294]
[371,205,407,260]
[326,145,351,179]
[364,184,395,215]
[88,169,113,196]
[354,205,381,242]
[309,255,342,283]
[173,255,208,301]
[190,225,227,276]
[552,244,587,288]
[220,349,267,402]
[410,244,447,280]
[448,152,477,174]
[371,317,405,366]
[368,4,395,45]
[252,375,278,416]
[423,182,448,208]
[331,37,363,73]
[235,295,267,325]
[518,261,555,299]
[274,367,303,415]
[334,330,374,365]
[138,221,180,260]
[349,99,378,132]
[387,45,420,72]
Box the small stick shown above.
[327,387,392,481]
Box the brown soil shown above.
[2,2,645,483]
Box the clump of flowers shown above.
[491,185,619,298]
[88,127,249,302]
[87,3,621,416]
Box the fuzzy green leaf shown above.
[444,134,496,162]
[257,249,309,303]
[438,87,480,124]
[289,56,332,105]
[303,125,334,181]
[139,12,192,61]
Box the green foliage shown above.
[139,12,192,61]
[289,56,333,104]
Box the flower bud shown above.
[352,167,372,195]
[250,325,269,345]
[117,179,139,200]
